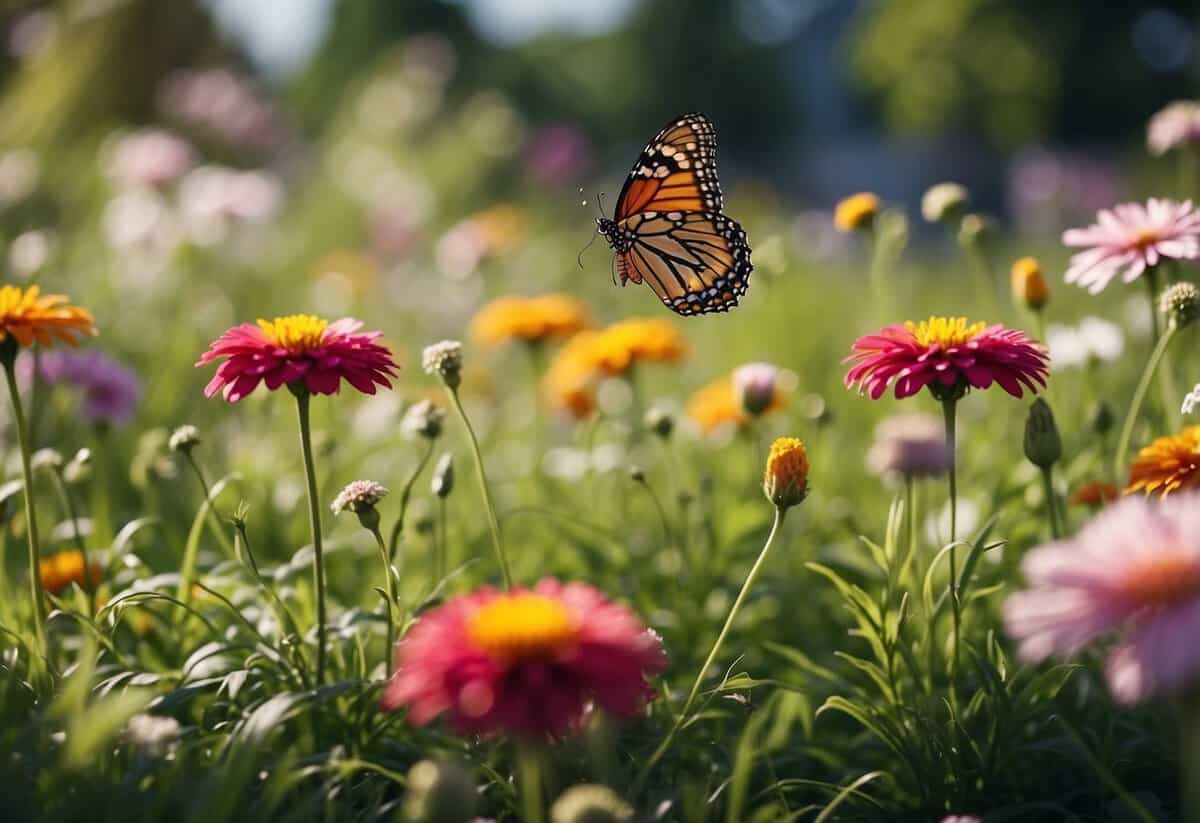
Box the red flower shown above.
[197,315,397,402]
[845,316,1048,401]
[381,578,667,738]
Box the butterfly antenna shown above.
[576,229,597,270]
[596,191,607,219]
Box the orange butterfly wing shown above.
[614,113,722,221]
[619,211,751,316]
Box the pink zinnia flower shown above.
[1062,199,1200,293]
[845,316,1049,401]
[1004,493,1200,704]
[197,314,397,403]
[732,361,780,416]
[381,578,667,738]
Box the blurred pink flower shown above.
[20,349,141,426]
[105,129,194,187]
[732,362,779,416]
[381,578,666,738]
[524,123,593,187]
[197,315,397,403]
[158,68,289,153]
[1147,101,1200,156]
[1062,199,1200,293]
[1004,493,1200,704]
[865,413,951,478]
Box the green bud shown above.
[1023,398,1062,469]
[1088,401,1115,435]
[1160,281,1200,329]
[431,452,454,498]
[644,405,674,439]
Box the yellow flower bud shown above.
[833,193,880,233]
[1011,256,1049,310]
[763,437,810,510]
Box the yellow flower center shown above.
[1133,228,1162,250]
[466,593,578,662]
[258,315,329,351]
[905,316,986,348]
[1119,552,1200,608]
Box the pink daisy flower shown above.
[381,578,667,738]
[1147,100,1200,156]
[197,314,397,402]
[845,316,1049,401]
[1004,493,1200,705]
[1062,199,1200,293]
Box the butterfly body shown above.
[597,113,752,316]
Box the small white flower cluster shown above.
[331,480,389,515]
[1183,384,1200,416]
[422,340,463,387]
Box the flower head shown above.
[834,192,879,232]
[1004,493,1200,703]
[732,362,780,417]
[331,479,389,515]
[1147,100,1200,156]
[1023,398,1061,469]
[1062,199,1200,293]
[123,713,182,757]
[471,294,589,346]
[921,182,969,224]
[168,424,201,453]
[865,413,950,478]
[1125,426,1200,498]
[1070,481,1119,509]
[845,316,1049,401]
[586,319,686,374]
[197,315,397,403]
[432,452,454,498]
[21,349,141,425]
[1161,281,1200,329]
[401,399,445,440]
[1011,256,1049,309]
[0,285,95,350]
[422,340,463,388]
[763,436,809,510]
[39,550,102,595]
[1183,383,1200,416]
[381,578,666,737]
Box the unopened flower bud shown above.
[1161,281,1200,329]
[1023,399,1062,469]
[732,362,778,417]
[1010,256,1049,310]
[1089,400,1115,435]
[921,182,969,224]
[63,447,91,484]
[549,784,634,823]
[401,399,444,440]
[402,759,477,823]
[422,340,463,389]
[628,465,645,483]
[644,405,674,439]
[763,437,810,510]
[168,424,201,454]
[957,213,993,246]
[431,452,454,498]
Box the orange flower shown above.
[0,285,95,348]
[543,332,600,419]
[1126,427,1200,498]
[834,193,880,232]
[471,294,589,345]
[39,550,102,595]
[687,372,785,434]
[586,319,686,375]
[763,437,810,509]
[1070,481,1119,508]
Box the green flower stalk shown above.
[424,340,512,589]
[1024,398,1063,538]
[1115,282,1200,477]
[430,452,454,581]
[292,387,330,685]
[331,480,394,674]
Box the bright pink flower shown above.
[1004,493,1200,704]
[381,578,667,738]
[1062,199,1200,293]
[197,315,397,403]
[845,316,1048,401]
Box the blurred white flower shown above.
[1045,317,1123,369]
[124,713,181,757]
[1183,384,1200,416]
[926,497,980,547]
[102,188,172,249]
[9,229,53,278]
[104,129,194,187]
[0,149,39,205]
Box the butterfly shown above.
[596,113,752,316]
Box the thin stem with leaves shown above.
[293,389,328,685]
[3,353,46,657]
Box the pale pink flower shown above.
[1147,101,1200,156]
[732,362,779,416]
[1004,493,1200,704]
[1062,199,1200,293]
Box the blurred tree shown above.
[850,0,1200,147]
[0,0,233,146]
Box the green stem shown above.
[436,497,447,582]
[1115,322,1178,478]
[52,471,94,617]
[294,390,328,686]
[3,357,45,657]
[634,506,787,793]
[517,743,544,823]
[369,526,396,676]
[1040,466,1061,540]
[387,438,435,563]
[940,396,960,681]
[1146,269,1162,343]
[633,474,674,547]
[184,452,235,560]
[446,386,512,589]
